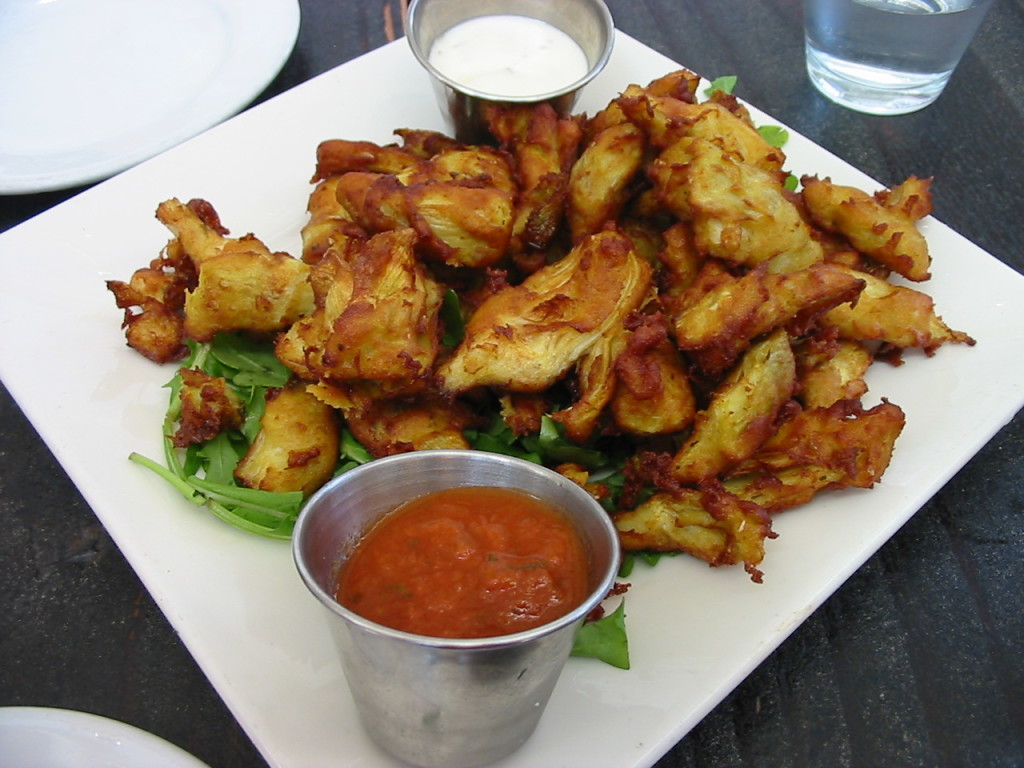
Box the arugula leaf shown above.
[572,601,630,669]
[757,124,790,148]
[209,332,291,388]
[440,289,466,347]
[704,74,738,97]
[536,416,607,467]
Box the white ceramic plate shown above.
[1,32,1023,768]
[0,0,299,194]
[0,707,211,768]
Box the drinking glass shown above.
[804,0,994,115]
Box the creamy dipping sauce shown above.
[427,14,590,98]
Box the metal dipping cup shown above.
[406,0,615,143]
[292,450,621,768]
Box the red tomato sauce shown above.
[335,486,591,638]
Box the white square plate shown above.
[2,32,1023,768]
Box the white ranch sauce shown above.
[427,14,590,98]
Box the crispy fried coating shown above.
[568,121,647,242]
[334,167,514,269]
[485,102,583,254]
[172,368,245,447]
[313,383,474,458]
[796,334,873,408]
[621,92,786,173]
[583,69,702,143]
[312,138,423,180]
[155,198,314,343]
[671,329,797,484]
[107,280,188,364]
[723,399,905,511]
[802,175,932,282]
[671,262,865,376]
[301,176,366,266]
[611,312,697,436]
[681,140,824,272]
[437,229,654,394]
[550,319,631,443]
[234,383,340,496]
[614,484,774,581]
[875,175,933,221]
[297,228,443,388]
[728,399,905,486]
[498,392,550,435]
[822,265,975,351]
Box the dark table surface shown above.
[2,1,1022,766]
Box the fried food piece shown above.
[671,329,797,484]
[437,229,653,394]
[550,319,631,443]
[568,121,647,242]
[682,140,824,272]
[107,224,199,363]
[822,265,975,351]
[671,262,865,376]
[334,170,514,268]
[801,175,932,282]
[486,102,583,254]
[107,280,188,364]
[611,312,697,436]
[613,484,774,581]
[172,368,245,447]
[499,392,550,436]
[155,198,314,343]
[316,384,474,458]
[621,93,786,173]
[321,228,444,385]
[301,176,366,265]
[724,399,906,510]
[583,69,702,143]
[234,383,340,496]
[875,175,933,220]
[796,334,873,408]
[656,222,705,315]
[312,138,424,180]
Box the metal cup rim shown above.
[405,0,616,104]
[292,449,621,650]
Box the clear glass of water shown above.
[803,0,994,115]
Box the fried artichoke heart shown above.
[486,102,583,255]
[614,484,774,581]
[684,140,823,272]
[234,383,340,496]
[802,175,932,282]
[172,368,245,447]
[567,121,647,242]
[276,227,443,390]
[155,198,314,343]
[671,262,865,376]
[671,329,797,484]
[723,399,905,511]
[437,229,654,394]
[334,166,514,269]
[822,265,975,351]
[309,383,474,458]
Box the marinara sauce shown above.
[335,486,591,638]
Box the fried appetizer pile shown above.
[109,68,975,580]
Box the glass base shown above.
[805,43,950,115]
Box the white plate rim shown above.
[0,0,300,195]
[0,707,211,768]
